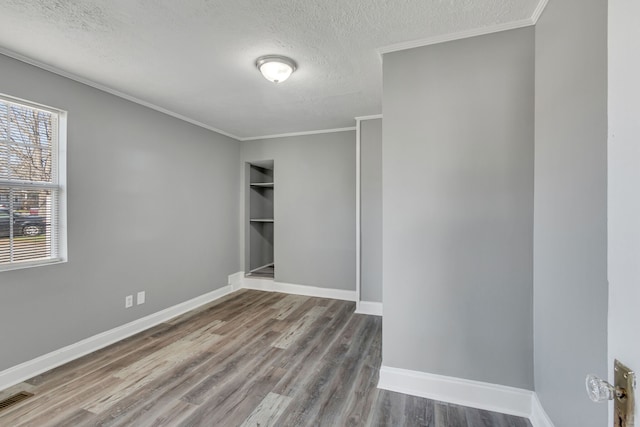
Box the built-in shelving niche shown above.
[245,160,274,279]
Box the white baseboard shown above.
[0,284,235,392]
[0,270,554,427]
[227,271,244,291]
[0,273,357,391]
[0,267,364,394]
[355,301,383,316]
[529,393,555,427]
[378,365,534,419]
[241,275,356,302]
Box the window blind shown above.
[0,95,63,268]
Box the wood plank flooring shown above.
[0,290,532,426]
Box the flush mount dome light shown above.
[256,55,297,83]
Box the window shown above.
[0,94,66,270]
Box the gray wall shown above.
[533,0,608,425]
[382,28,535,389]
[360,119,382,303]
[241,132,356,291]
[0,53,240,371]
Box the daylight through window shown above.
[0,94,66,269]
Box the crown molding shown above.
[1,47,356,142]
[0,47,242,141]
[355,114,383,121]
[240,126,356,141]
[378,18,534,55]
[1,0,549,140]
[377,0,549,55]
[531,0,550,24]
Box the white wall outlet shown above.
[125,295,133,308]
[137,291,145,305]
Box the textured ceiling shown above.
[0,0,543,139]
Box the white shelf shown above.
[250,182,274,188]
[248,262,275,274]
[250,218,274,223]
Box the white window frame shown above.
[0,93,67,272]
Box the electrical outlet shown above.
[125,295,133,308]
[137,291,145,305]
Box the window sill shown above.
[0,258,67,273]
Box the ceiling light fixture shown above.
[256,55,297,83]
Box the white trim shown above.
[0,259,66,273]
[355,119,362,311]
[0,91,65,114]
[530,393,556,427]
[378,19,534,54]
[57,109,68,263]
[0,47,360,142]
[0,275,358,391]
[0,47,242,141]
[0,92,68,271]
[531,0,550,24]
[355,301,382,316]
[240,277,277,291]
[227,271,245,291]
[0,284,235,391]
[354,114,383,121]
[242,277,357,301]
[240,126,356,141]
[378,365,533,419]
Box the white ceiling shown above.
[0,0,544,140]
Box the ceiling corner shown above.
[377,18,536,56]
[531,0,550,24]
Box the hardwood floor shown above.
[0,290,532,426]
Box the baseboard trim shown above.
[1,273,356,392]
[0,284,235,391]
[242,276,356,301]
[378,365,534,419]
[355,301,383,316]
[529,393,555,427]
[227,271,244,291]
